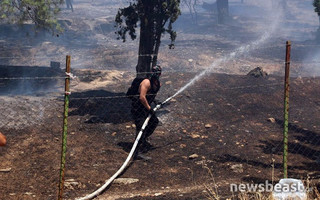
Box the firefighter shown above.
[128,65,162,160]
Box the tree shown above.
[217,0,229,24]
[0,0,64,33]
[314,0,320,25]
[115,0,181,77]
[183,0,199,24]
[202,0,229,24]
[313,0,320,40]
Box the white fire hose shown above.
[76,96,173,200]
[73,7,283,197]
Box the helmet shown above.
[151,65,162,79]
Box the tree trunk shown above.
[151,16,164,67]
[217,0,229,24]
[317,16,320,40]
[136,1,155,78]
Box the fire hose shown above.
[76,96,174,200]
[75,13,281,198]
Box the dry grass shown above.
[237,192,272,200]
[307,182,320,200]
[202,164,320,200]
[203,183,320,200]
[203,166,221,200]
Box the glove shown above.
[148,108,155,115]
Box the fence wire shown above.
[0,58,319,200]
[2,0,320,198]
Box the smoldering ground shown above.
[0,1,320,200]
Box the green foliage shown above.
[313,0,320,16]
[0,0,64,33]
[115,0,181,48]
[115,3,139,42]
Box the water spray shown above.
[76,7,283,200]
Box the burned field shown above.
[1,0,320,199]
[0,69,320,200]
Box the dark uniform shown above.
[127,65,162,156]
[131,76,160,152]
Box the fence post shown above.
[283,41,291,179]
[58,55,71,200]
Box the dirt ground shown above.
[0,0,320,200]
[1,70,320,200]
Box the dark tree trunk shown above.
[136,1,155,78]
[151,34,161,68]
[217,0,229,24]
[317,16,320,40]
[135,0,178,77]
[151,13,165,68]
[115,1,180,77]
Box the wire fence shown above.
[0,51,319,200]
[1,0,320,198]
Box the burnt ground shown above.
[1,0,320,199]
[0,71,320,200]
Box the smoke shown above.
[167,1,284,99]
[299,47,320,76]
[1,0,319,88]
